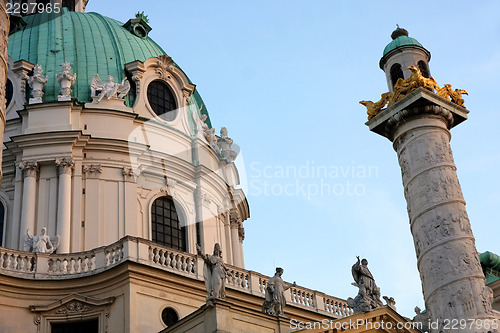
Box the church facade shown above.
[0,1,358,332]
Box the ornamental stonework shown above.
[53,302,93,315]
[83,164,103,179]
[19,161,39,178]
[55,157,75,175]
[122,167,135,182]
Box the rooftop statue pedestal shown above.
[367,88,496,333]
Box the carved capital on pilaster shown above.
[122,167,135,183]
[125,60,146,95]
[230,209,241,229]
[83,164,102,179]
[55,157,74,175]
[238,225,245,242]
[19,160,39,178]
[182,88,191,104]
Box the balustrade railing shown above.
[48,253,95,274]
[0,237,352,317]
[323,296,354,317]
[225,265,250,291]
[0,248,36,273]
[149,244,196,276]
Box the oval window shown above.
[147,80,177,121]
[161,307,179,327]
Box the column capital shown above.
[230,209,241,229]
[122,167,135,183]
[366,88,469,141]
[83,164,102,179]
[238,225,245,242]
[55,157,74,175]
[18,160,39,178]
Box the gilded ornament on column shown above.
[360,66,468,120]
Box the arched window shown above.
[147,81,177,121]
[418,60,430,78]
[0,201,4,247]
[390,63,404,88]
[151,197,186,251]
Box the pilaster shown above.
[18,160,39,248]
[55,157,74,253]
[230,209,242,268]
[83,164,102,249]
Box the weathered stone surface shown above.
[368,93,496,332]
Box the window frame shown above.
[151,196,186,251]
[146,80,178,122]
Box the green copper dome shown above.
[383,36,424,56]
[8,8,211,126]
[382,27,426,57]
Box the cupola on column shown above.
[380,27,431,92]
[361,29,496,333]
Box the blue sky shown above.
[87,1,500,317]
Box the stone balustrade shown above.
[0,236,352,317]
[0,247,36,273]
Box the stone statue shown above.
[262,267,296,316]
[56,62,77,101]
[347,256,383,314]
[383,296,396,310]
[24,227,60,254]
[217,127,238,163]
[200,112,217,147]
[197,243,228,303]
[90,74,130,103]
[28,64,48,104]
[412,306,429,333]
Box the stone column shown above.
[19,161,39,248]
[0,1,10,185]
[367,89,495,332]
[230,210,242,268]
[56,157,74,253]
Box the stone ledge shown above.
[366,87,469,141]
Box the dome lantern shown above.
[379,27,431,92]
